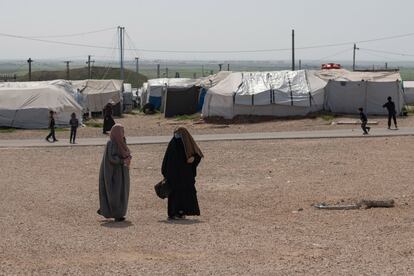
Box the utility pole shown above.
[27,58,33,81]
[218,64,223,71]
[299,59,302,70]
[166,67,169,78]
[193,72,197,79]
[291,29,295,71]
[86,55,95,79]
[352,43,359,71]
[157,64,160,78]
[385,62,388,70]
[135,57,139,87]
[118,26,125,80]
[64,61,71,80]
[227,64,230,71]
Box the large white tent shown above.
[0,80,82,129]
[317,69,404,115]
[70,79,123,113]
[403,81,414,105]
[202,70,326,119]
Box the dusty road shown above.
[1,137,414,275]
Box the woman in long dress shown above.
[102,102,115,134]
[97,124,132,222]
[162,127,203,220]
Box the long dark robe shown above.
[162,138,201,217]
[98,141,130,219]
[103,105,115,133]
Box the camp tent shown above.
[202,70,326,119]
[0,80,82,129]
[317,69,404,115]
[403,81,414,105]
[70,79,123,114]
[146,78,199,117]
[196,71,232,111]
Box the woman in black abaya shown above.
[162,127,203,220]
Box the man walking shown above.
[382,96,398,130]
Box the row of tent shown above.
[0,79,124,128]
[0,69,412,129]
[140,69,409,119]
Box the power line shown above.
[2,30,414,54]
[26,27,117,38]
[360,48,414,57]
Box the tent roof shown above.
[70,79,123,95]
[147,78,197,88]
[315,69,401,82]
[196,71,232,88]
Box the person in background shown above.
[102,101,115,134]
[162,127,204,220]
[97,124,131,222]
[382,96,398,130]
[45,110,58,142]
[358,107,370,135]
[69,112,79,144]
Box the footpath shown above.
[1,127,413,148]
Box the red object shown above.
[321,63,341,69]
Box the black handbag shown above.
[154,179,172,199]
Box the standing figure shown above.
[45,110,58,142]
[358,107,371,135]
[102,102,115,134]
[162,127,204,220]
[382,96,398,129]
[69,112,79,144]
[97,124,132,222]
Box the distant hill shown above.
[18,66,147,87]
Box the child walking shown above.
[69,112,79,144]
[358,107,371,135]
[45,110,58,142]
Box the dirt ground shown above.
[1,137,414,275]
[0,113,412,140]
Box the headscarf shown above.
[110,124,130,158]
[174,127,204,160]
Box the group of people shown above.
[359,96,398,135]
[97,125,203,222]
[45,102,116,144]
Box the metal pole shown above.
[119,27,125,80]
[135,57,139,87]
[27,58,33,81]
[87,55,92,79]
[353,43,359,71]
[292,29,295,71]
[157,64,160,78]
[166,67,169,78]
[299,59,302,70]
[227,64,230,71]
[64,61,71,80]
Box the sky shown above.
[1,0,414,62]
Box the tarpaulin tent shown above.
[196,71,232,111]
[70,79,123,115]
[0,80,82,129]
[202,70,326,119]
[403,81,414,105]
[317,69,404,115]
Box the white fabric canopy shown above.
[202,70,326,119]
[70,79,123,112]
[403,81,414,105]
[0,80,82,129]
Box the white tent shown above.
[403,81,414,105]
[202,70,326,119]
[317,69,404,115]
[0,80,82,129]
[70,79,123,112]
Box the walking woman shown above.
[97,124,132,222]
[102,102,115,134]
[162,127,203,220]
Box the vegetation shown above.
[17,66,147,87]
[84,119,103,128]
[0,127,15,133]
[174,114,201,121]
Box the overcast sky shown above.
[1,0,414,62]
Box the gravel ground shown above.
[0,113,412,140]
[1,137,414,275]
